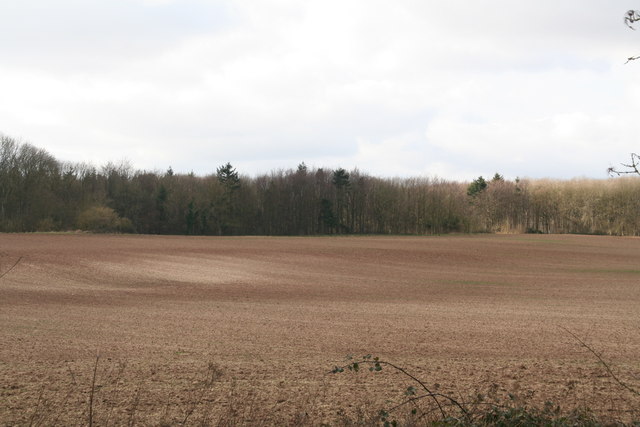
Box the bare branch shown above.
[625,10,640,30]
[560,326,639,397]
[608,153,640,176]
[624,10,640,64]
[0,256,23,281]
[331,356,469,420]
[89,353,100,427]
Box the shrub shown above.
[76,206,134,233]
[331,352,638,426]
[36,217,59,232]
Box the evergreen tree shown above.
[332,168,350,189]
[467,176,488,197]
[185,200,197,235]
[216,162,240,189]
[216,162,240,234]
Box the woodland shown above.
[1,134,640,236]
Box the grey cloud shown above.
[0,0,232,71]
[1,0,639,179]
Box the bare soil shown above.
[1,233,639,425]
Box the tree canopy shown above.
[2,134,640,236]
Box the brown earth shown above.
[1,233,639,425]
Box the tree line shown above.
[1,134,639,236]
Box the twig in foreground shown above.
[0,256,23,280]
[560,326,639,397]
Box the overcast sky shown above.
[1,1,639,180]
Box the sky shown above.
[1,0,640,181]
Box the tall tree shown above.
[217,163,240,189]
[332,168,351,233]
[216,162,241,234]
[467,176,487,197]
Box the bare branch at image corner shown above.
[608,153,640,176]
[624,10,640,29]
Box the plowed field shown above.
[1,233,639,424]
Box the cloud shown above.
[1,0,639,179]
[0,0,233,72]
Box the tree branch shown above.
[608,153,640,176]
[0,256,23,281]
[625,10,640,30]
[331,356,469,420]
[560,326,639,397]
